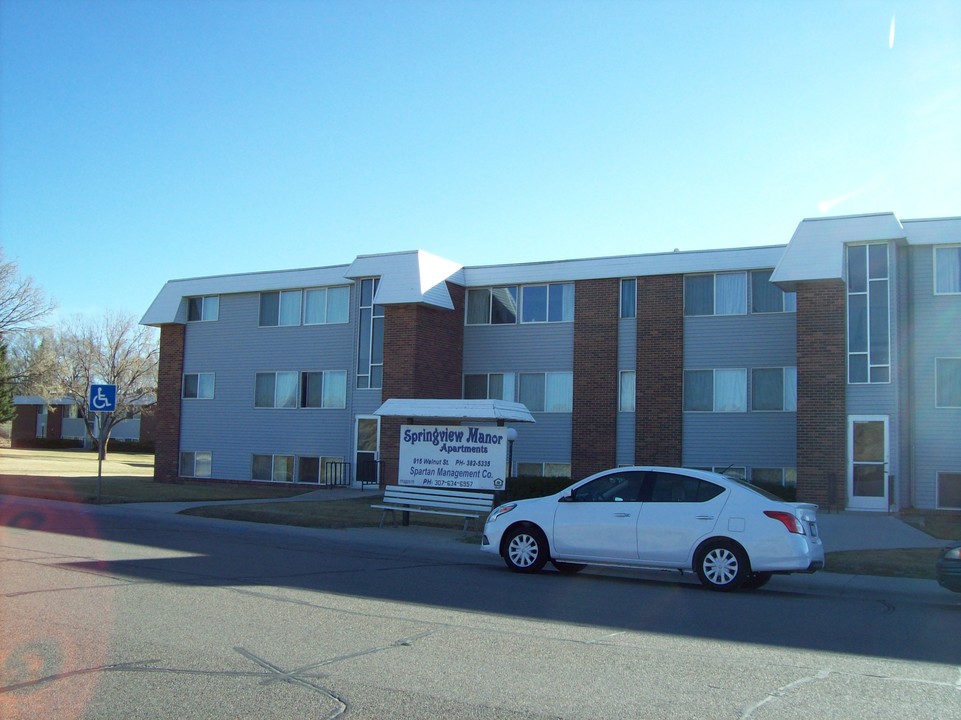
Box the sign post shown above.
[89,384,117,501]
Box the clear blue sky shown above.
[2,0,959,323]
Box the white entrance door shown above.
[847,416,889,511]
[354,416,380,488]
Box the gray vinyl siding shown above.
[180,291,357,481]
[464,322,574,471]
[617,317,637,464]
[509,415,573,474]
[682,312,797,472]
[908,246,961,509]
[463,323,573,372]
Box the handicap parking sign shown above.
[89,384,117,412]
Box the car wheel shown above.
[695,541,748,591]
[503,526,549,573]
[551,560,587,574]
[741,571,773,590]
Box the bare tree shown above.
[52,312,159,456]
[0,248,56,336]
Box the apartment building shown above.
[141,212,961,511]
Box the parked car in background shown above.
[481,466,824,591]
[936,543,961,593]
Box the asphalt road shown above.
[2,496,960,719]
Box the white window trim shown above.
[684,368,748,413]
[934,245,961,296]
[301,369,348,409]
[935,357,961,408]
[182,372,215,400]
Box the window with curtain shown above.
[620,278,636,319]
[255,371,298,408]
[684,369,746,412]
[519,372,572,412]
[936,358,961,407]
[935,246,961,294]
[751,367,797,411]
[466,287,519,324]
[521,283,574,323]
[751,270,796,313]
[619,371,635,412]
[684,273,747,316]
[304,286,349,324]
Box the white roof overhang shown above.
[374,399,535,423]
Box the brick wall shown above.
[11,405,39,446]
[795,280,847,508]
[154,324,185,483]
[635,274,683,466]
[572,278,619,479]
[379,283,466,486]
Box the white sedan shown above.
[480,466,824,591]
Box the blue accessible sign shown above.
[89,384,117,412]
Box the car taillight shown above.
[764,510,805,534]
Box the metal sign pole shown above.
[96,411,104,502]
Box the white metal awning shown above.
[374,399,535,423]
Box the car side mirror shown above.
[558,494,573,503]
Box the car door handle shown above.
[695,515,714,520]
[613,512,631,517]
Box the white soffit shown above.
[375,398,536,423]
[770,213,906,291]
[463,245,787,286]
[902,216,961,245]
[141,265,351,325]
[347,250,464,309]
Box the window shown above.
[751,367,797,411]
[298,456,345,484]
[519,372,573,412]
[619,371,635,412]
[751,468,785,486]
[646,472,726,502]
[357,278,384,389]
[517,462,572,478]
[304,286,350,324]
[847,243,890,383]
[620,279,636,319]
[255,371,298,408]
[751,270,796,313]
[938,472,961,510]
[466,287,518,324]
[936,358,961,408]
[300,370,348,409]
[684,272,747,316]
[684,369,747,412]
[260,290,303,327]
[935,246,961,294]
[571,471,645,502]
[182,372,215,399]
[252,454,294,482]
[521,283,574,323]
[180,451,211,478]
[464,373,515,401]
[187,295,219,322]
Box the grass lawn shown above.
[0,474,317,503]
[180,496,483,538]
[824,548,943,581]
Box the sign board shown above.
[398,424,508,490]
[89,384,117,413]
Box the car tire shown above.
[503,525,549,573]
[551,560,587,574]
[741,571,773,590]
[695,541,749,591]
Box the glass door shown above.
[847,416,888,511]
[354,416,380,488]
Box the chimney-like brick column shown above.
[154,323,185,483]
[572,278,619,480]
[635,274,683,466]
[795,280,847,508]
